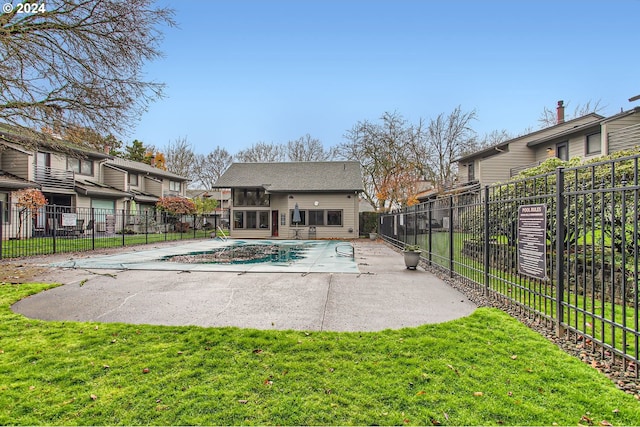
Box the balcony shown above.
[34,165,75,190]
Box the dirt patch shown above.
[0,263,48,284]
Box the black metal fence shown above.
[0,204,216,259]
[380,154,640,369]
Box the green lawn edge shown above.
[0,282,638,426]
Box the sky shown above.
[133,0,640,155]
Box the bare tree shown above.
[286,134,338,161]
[0,0,175,146]
[194,146,233,189]
[422,106,477,188]
[235,142,286,163]
[164,137,196,181]
[339,112,423,211]
[538,99,604,128]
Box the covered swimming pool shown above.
[50,239,360,273]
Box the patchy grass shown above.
[0,283,638,426]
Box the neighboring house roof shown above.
[75,178,131,199]
[455,113,604,163]
[106,157,189,181]
[0,171,40,190]
[186,189,232,200]
[526,119,603,147]
[215,161,364,192]
[0,124,112,159]
[129,188,160,203]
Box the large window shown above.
[586,132,601,155]
[327,210,342,226]
[169,180,181,192]
[233,189,270,206]
[308,210,324,226]
[67,157,93,176]
[129,173,139,186]
[233,210,270,229]
[290,209,343,227]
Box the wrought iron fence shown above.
[0,204,216,259]
[379,154,640,369]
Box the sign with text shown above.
[517,204,548,280]
[61,213,77,227]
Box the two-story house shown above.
[0,126,189,238]
[214,161,364,239]
[455,102,640,188]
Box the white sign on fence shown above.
[61,213,77,227]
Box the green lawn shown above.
[1,283,638,426]
[0,231,213,258]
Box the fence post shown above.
[449,195,454,278]
[483,186,490,295]
[52,206,58,254]
[0,201,3,260]
[90,208,95,250]
[144,211,148,244]
[193,214,197,239]
[555,166,567,337]
[428,201,433,265]
[122,209,126,247]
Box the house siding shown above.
[144,176,163,197]
[0,149,30,179]
[229,191,359,240]
[607,113,640,153]
[102,166,126,191]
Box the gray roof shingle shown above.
[215,161,363,192]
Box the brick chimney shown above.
[557,100,565,124]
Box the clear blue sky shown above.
[133,0,640,155]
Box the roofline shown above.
[454,112,604,163]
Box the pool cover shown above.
[50,239,360,274]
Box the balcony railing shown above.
[34,165,75,190]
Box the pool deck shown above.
[12,240,477,332]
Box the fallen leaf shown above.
[431,418,441,425]
[511,355,518,360]
[142,368,150,374]
[103,365,110,369]
[443,412,449,421]
[252,349,263,354]
[416,390,426,396]
[90,394,98,401]
[473,391,484,397]
[238,399,248,404]
[507,391,513,397]
[600,421,612,426]
[29,386,35,391]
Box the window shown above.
[233,210,270,229]
[0,192,8,223]
[233,211,244,229]
[288,209,343,227]
[67,157,93,175]
[129,173,139,186]
[169,180,181,192]
[259,211,269,229]
[246,211,257,229]
[556,142,569,161]
[586,132,601,155]
[308,210,324,226]
[327,210,342,226]
[233,189,270,206]
[290,209,306,225]
[467,163,475,181]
